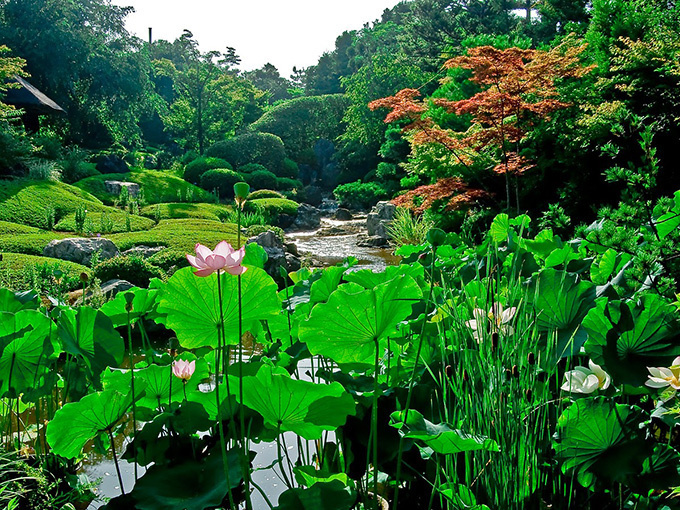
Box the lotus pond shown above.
[1,208,680,510]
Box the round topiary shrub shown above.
[280,158,300,179]
[206,133,286,176]
[184,157,231,184]
[247,189,285,200]
[200,168,243,198]
[276,177,303,191]
[238,163,268,174]
[246,170,278,191]
[245,198,299,217]
[93,255,166,288]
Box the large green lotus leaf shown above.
[293,465,350,487]
[553,398,648,489]
[103,358,209,412]
[46,388,141,458]
[156,267,280,349]
[235,364,355,440]
[57,307,124,381]
[298,275,422,366]
[127,447,241,510]
[99,287,159,327]
[310,266,346,304]
[527,268,596,358]
[274,480,356,510]
[390,410,499,454]
[0,289,39,313]
[583,294,680,385]
[0,310,56,398]
[343,263,425,290]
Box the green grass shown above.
[0,179,107,229]
[75,169,213,204]
[139,202,233,222]
[0,221,69,256]
[0,252,89,291]
[108,219,239,253]
[55,211,155,233]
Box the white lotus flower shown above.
[646,356,680,392]
[561,360,612,394]
[466,303,516,342]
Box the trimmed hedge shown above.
[206,133,287,177]
[0,253,89,292]
[0,221,68,256]
[183,157,231,184]
[246,170,278,191]
[140,203,233,222]
[55,211,155,233]
[108,219,239,254]
[276,177,303,191]
[200,169,243,198]
[247,190,284,200]
[0,179,105,229]
[246,198,299,217]
[93,255,166,288]
[75,169,212,204]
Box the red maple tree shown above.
[370,40,593,211]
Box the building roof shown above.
[3,75,65,114]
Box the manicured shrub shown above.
[246,170,278,191]
[247,189,285,200]
[276,177,303,191]
[333,180,390,210]
[0,253,89,292]
[206,133,287,176]
[238,163,268,174]
[93,255,165,287]
[246,198,299,217]
[281,158,300,179]
[183,157,231,184]
[200,169,243,198]
[139,202,232,222]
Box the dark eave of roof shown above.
[3,75,65,114]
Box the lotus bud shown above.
[124,293,134,312]
[79,272,89,283]
[234,182,250,209]
[426,228,447,247]
[527,352,536,365]
[445,365,453,378]
[512,364,520,378]
[491,332,499,352]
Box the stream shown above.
[83,210,398,508]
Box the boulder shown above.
[366,201,396,240]
[104,180,140,198]
[293,204,321,230]
[96,154,129,174]
[303,186,323,207]
[247,230,301,284]
[357,235,390,248]
[121,245,164,259]
[73,279,133,306]
[277,214,295,229]
[43,237,119,266]
[334,208,353,221]
[284,242,299,256]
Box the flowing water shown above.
[84,209,398,508]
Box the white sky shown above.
[111,0,405,78]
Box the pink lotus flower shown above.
[186,241,246,277]
[172,359,196,381]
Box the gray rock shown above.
[96,154,129,174]
[293,204,321,230]
[75,279,133,306]
[366,201,396,240]
[43,237,119,266]
[357,236,390,248]
[247,231,282,249]
[277,214,295,229]
[104,180,140,198]
[122,245,165,259]
[334,208,353,221]
[285,253,301,272]
[284,242,299,256]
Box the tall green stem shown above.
[371,342,380,510]
[393,248,436,510]
[216,272,236,510]
[237,205,253,509]
[126,308,138,482]
[108,428,125,495]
